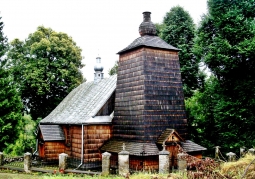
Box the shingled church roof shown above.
[117,35,179,54]
[40,75,117,124]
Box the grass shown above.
[0,169,183,179]
[220,153,255,179]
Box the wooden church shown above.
[37,12,206,170]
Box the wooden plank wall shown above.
[113,47,187,142]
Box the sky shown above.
[0,0,208,82]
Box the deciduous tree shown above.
[8,26,84,120]
[108,60,118,76]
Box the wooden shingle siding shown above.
[83,125,112,163]
[44,142,65,160]
[113,46,187,143]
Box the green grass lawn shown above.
[0,170,174,179]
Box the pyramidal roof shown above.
[118,35,179,54]
[40,75,117,124]
[118,12,179,54]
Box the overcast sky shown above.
[0,0,208,81]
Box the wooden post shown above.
[0,152,3,166]
[102,152,111,176]
[24,152,32,173]
[118,143,129,176]
[159,143,170,174]
[59,153,68,172]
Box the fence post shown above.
[59,153,68,172]
[226,152,236,162]
[102,152,111,176]
[159,143,169,174]
[0,152,3,166]
[118,143,129,176]
[177,153,187,171]
[24,152,32,173]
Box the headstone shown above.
[248,148,255,155]
[59,153,68,171]
[159,143,170,174]
[102,152,111,176]
[24,152,32,173]
[177,153,187,171]
[226,152,236,162]
[0,152,3,166]
[240,147,246,157]
[215,146,220,160]
[118,143,129,176]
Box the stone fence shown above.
[0,146,185,175]
[1,146,254,175]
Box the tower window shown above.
[98,74,100,77]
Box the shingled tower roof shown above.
[118,12,179,54]
[102,12,187,155]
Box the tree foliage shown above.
[8,26,84,120]
[189,0,255,153]
[108,60,118,76]
[158,6,205,98]
[0,16,23,151]
[4,114,36,156]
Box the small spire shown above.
[94,56,104,83]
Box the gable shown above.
[157,129,184,144]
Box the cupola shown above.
[94,56,104,83]
[139,11,157,36]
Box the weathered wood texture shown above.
[166,145,179,167]
[70,125,112,162]
[113,47,187,142]
[39,124,112,163]
[129,155,159,171]
[83,125,112,163]
[44,142,65,160]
